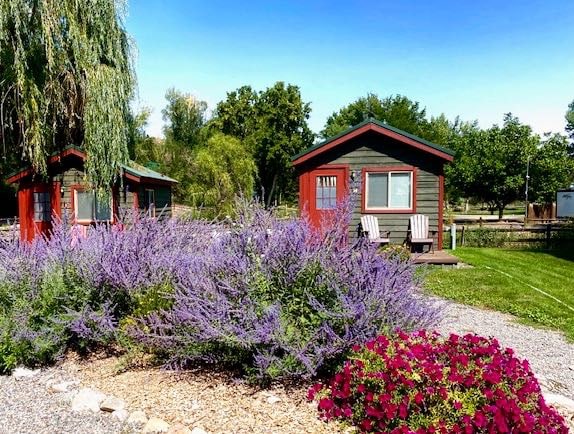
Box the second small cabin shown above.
[6,147,177,241]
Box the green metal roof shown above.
[6,145,177,184]
[122,161,178,183]
[292,118,455,162]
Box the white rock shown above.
[13,367,39,378]
[49,380,79,393]
[190,427,208,434]
[71,388,106,412]
[142,417,170,433]
[266,395,281,404]
[112,408,129,422]
[544,393,574,412]
[99,396,126,412]
[127,409,148,426]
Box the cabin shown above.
[6,147,177,241]
[292,119,454,249]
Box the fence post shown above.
[546,224,551,249]
[451,223,457,250]
[461,225,466,247]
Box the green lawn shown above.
[424,248,574,340]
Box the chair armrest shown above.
[383,230,391,237]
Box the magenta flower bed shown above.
[309,331,568,433]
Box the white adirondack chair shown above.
[359,215,390,245]
[407,214,435,253]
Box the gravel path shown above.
[0,365,127,434]
[0,299,573,433]
[437,300,574,400]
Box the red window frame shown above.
[361,166,417,214]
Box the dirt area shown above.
[60,353,343,434]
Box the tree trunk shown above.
[498,206,504,220]
[265,174,278,209]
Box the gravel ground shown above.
[0,299,573,433]
[0,365,126,434]
[437,300,574,400]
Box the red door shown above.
[303,165,349,229]
[18,182,61,241]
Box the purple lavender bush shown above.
[0,214,215,372]
[131,199,440,381]
[0,198,440,380]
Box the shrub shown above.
[131,201,440,381]
[0,200,440,381]
[309,331,568,433]
[461,227,517,248]
[0,215,215,372]
[380,245,411,262]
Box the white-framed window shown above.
[364,170,413,210]
[74,190,112,223]
[315,176,337,210]
[33,191,51,222]
[145,189,156,217]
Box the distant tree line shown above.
[1,3,572,220]
[322,94,574,218]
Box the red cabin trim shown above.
[299,164,349,228]
[17,182,62,241]
[361,166,417,214]
[444,172,448,248]
[292,123,454,167]
[6,148,86,184]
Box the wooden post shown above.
[461,225,466,247]
[546,224,551,249]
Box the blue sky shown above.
[126,0,574,138]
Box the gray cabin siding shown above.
[58,164,172,221]
[301,131,443,244]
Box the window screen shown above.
[33,192,51,222]
[366,173,388,208]
[365,171,412,209]
[95,192,112,221]
[316,176,337,209]
[390,173,411,208]
[75,190,111,222]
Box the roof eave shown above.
[6,147,87,184]
[292,120,455,167]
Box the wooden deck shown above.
[412,250,459,265]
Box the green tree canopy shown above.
[189,133,256,218]
[0,0,135,188]
[321,94,429,139]
[162,88,208,148]
[211,82,314,206]
[446,114,538,218]
[139,89,209,204]
[529,133,574,203]
[209,85,258,142]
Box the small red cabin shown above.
[6,147,177,241]
[292,119,454,249]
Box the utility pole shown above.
[524,156,530,224]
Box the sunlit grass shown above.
[425,248,574,340]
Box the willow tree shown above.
[0,0,135,188]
